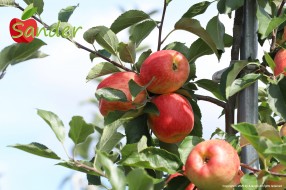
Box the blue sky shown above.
[0,1,232,189]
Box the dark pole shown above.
[238,0,260,173]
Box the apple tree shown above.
[1,0,286,189]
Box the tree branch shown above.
[14,3,132,72]
[195,94,226,108]
[74,160,106,177]
[270,0,286,51]
[157,0,167,51]
[241,163,286,177]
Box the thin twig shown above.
[270,0,286,51]
[240,163,286,177]
[74,160,106,177]
[14,3,132,72]
[157,0,167,51]
[195,94,226,108]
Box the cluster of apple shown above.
[96,49,194,143]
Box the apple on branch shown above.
[96,72,147,116]
[147,93,194,143]
[140,50,190,94]
[185,139,240,190]
[274,49,286,76]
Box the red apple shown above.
[185,139,240,190]
[10,18,37,43]
[279,124,286,137]
[230,170,244,186]
[265,164,286,190]
[274,49,286,76]
[96,72,147,116]
[140,50,190,94]
[185,183,196,190]
[148,93,194,143]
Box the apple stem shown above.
[14,3,133,73]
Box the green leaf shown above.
[97,120,125,153]
[97,151,126,190]
[219,60,249,100]
[37,109,65,143]
[189,33,232,62]
[23,0,33,5]
[228,73,261,97]
[121,147,182,174]
[264,51,276,72]
[263,143,286,165]
[0,38,47,72]
[135,49,152,71]
[182,1,211,18]
[195,79,224,100]
[188,99,203,137]
[49,22,75,39]
[206,15,225,51]
[178,136,204,163]
[110,10,150,33]
[0,0,15,6]
[83,26,119,55]
[256,123,282,144]
[257,6,286,39]
[9,142,61,160]
[217,0,244,14]
[118,42,136,63]
[21,4,37,20]
[33,0,44,15]
[68,116,94,145]
[95,87,127,102]
[90,49,111,62]
[240,174,258,190]
[86,62,120,82]
[128,79,145,101]
[268,79,286,120]
[58,4,78,22]
[127,168,155,190]
[124,115,152,145]
[163,42,191,60]
[142,102,160,116]
[130,20,157,47]
[175,18,219,59]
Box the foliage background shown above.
[0,0,268,189]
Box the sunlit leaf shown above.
[58,4,78,22]
[182,1,211,18]
[95,87,127,102]
[178,136,204,163]
[9,142,61,160]
[110,10,150,33]
[175,18,219,59]
[21,4,37,20]
[86,62,120,82]
[97,151,126,189]
[37,109,65,143]
[130,20,157,47]
[84,26,119,55]
[68,116,94,145]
